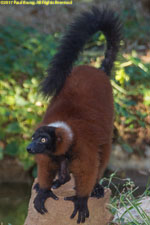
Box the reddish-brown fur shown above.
[36,154,58,189]
[36,65,114,197]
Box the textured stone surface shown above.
[24,177,113,225]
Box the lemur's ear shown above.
[52,127,73,156]
[55,128,64,143]
[56,135,62,143]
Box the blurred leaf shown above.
[15,96,27,106]
[122,143,133,153]
[0,146,4,160]
[6,122,21,134]
[138,121,146,128]
[144,90,150,106]
[5,96,15,105]
[32,166,37,178]
[5,141,19,156]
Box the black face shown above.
[26,126,56,155]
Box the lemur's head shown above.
[27,126,56,155]
[26,122,73,156]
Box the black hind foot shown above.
[91,183,104,198]
[34,183,40,193]
[52,175,71,189]
[64,195,89,223]
[52,179,62,189]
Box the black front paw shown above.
[34,188,59,214]
[91,183,104,198]
[64,195,89,224]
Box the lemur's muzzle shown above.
[26,142,36,154]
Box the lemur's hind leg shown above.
[52,158,71,189]
[91,143,111,198]
[65,147,99,223]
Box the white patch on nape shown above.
[48,121,73,140]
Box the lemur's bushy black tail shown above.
[41,7,122,97]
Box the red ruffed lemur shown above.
[27,7,122,224]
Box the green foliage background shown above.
[0,21,58,169]
[0,5,150,171]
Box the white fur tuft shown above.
[48,121,73,140]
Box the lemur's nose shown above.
[27,143,34,153]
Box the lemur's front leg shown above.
[34,154,59,214]
[34,157,71,190]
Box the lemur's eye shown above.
[41,138,46,143]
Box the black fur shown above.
[33,188,58,214]
[64,196,89,224]
[40,6,122,97]
[26,126,56,155]
[52,174,71,189]
[34,182,40,193]
[91,183,104,198]
[52,158,71,189]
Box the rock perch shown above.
[24,177,113,225]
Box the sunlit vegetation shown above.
[0,5,150,171]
